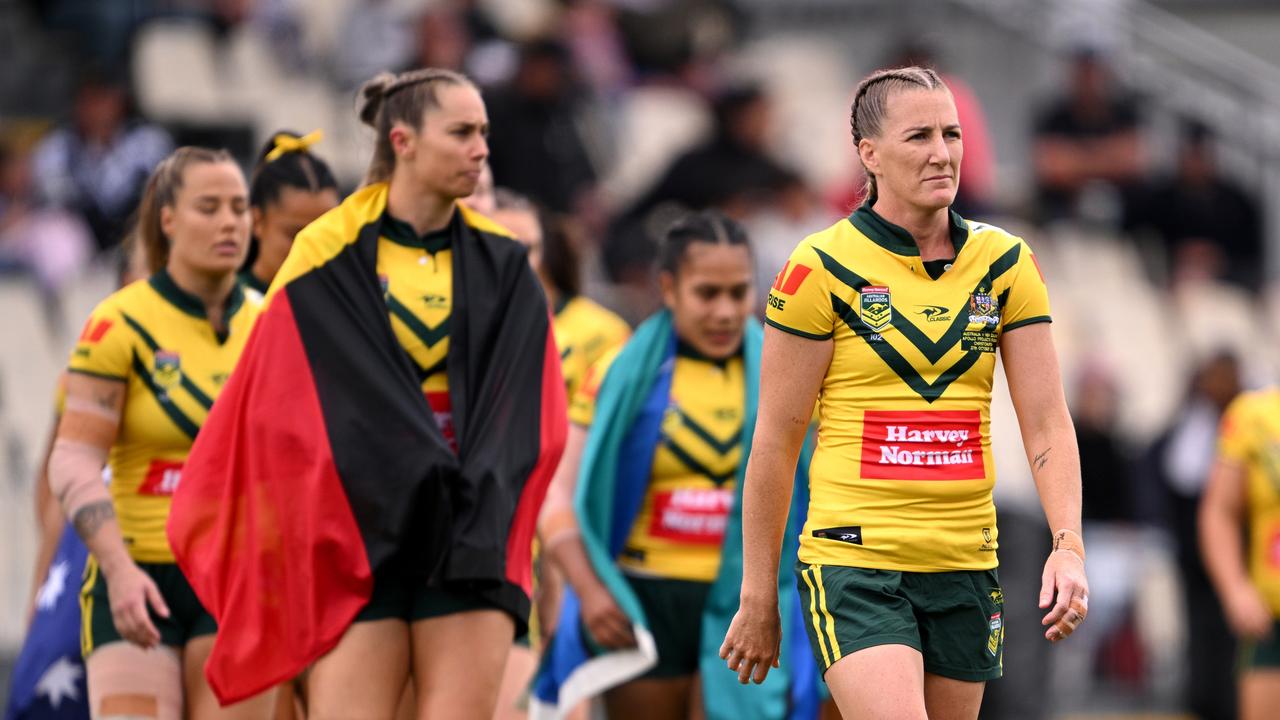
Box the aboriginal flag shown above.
[168,184,567,704]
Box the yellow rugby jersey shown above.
[66,271,260,563]
[1218,389,1280,615]
[572,344,744,582]
[378,211,456,448]
[766,206,1051,572]
[553,295,630,400]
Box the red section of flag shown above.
[425,391,457,454]
[78,318,113,344]
[860,410,985,480]
[647,487,733,545]
[168,292,372,705]
[138,459,184,496]
[504,319,568,594]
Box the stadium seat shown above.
[600,85,711,209]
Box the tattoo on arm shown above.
[72,500,116,541]
[1033,447,1052,473]
[93,386,122,412]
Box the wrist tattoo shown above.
[1033,447,1052,472]
[72,500,116,541]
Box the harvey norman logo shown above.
[860,410,985,480]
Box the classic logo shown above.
[812,525,863,546]
[860,409,985,480]
[422,293,449,309]
[859,285,892,331]
[649,488,733,544]
[771,262,812,296]
[138,459,183,496]
[915,305,951,322]
[968,292,1000,326]
[152,350,181,390]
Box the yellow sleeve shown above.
[764,240,834,340]
[568,346,621,427]
[1217,394,1255,464]
[67,301,131,381]
[1000,240,1052,332]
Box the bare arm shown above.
[1001,323,1089,641]
[721,327,831,684]
[49,373,168,646]
[27,414,64,625]
[1200,457,1272,639]
[539,423,634,648]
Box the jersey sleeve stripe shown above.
[1002,316,1052,332]
[67,368,128,382]
[764,317,833,341]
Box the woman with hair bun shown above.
[169,69,568,719]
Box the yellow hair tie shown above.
[264,129,324,162]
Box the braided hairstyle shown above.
[849,66,948,204]
[243,130,338,272]
[658,210,753,277]
[357,68,476,185]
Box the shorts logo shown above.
[989,588,1004,605]
[968,292,1000,326]
[152,351,181,390]
[138,459,183,496]
[860,410,985,481]
[987,613,1003,656]
[649,488,733,544]
[859,286,892,331]
[812,525,863,545]
[771,262,812,296]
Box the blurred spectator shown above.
[890,41,997,216]
[332,0,416,89]
[485,39,601,215]
[604,82,801,284]
[1134,121,1263,293]
[561,0,634,100]
[30,67,172,251]
[0,140,94,296]
[1032,48,1144,227]
[1076,365,1137,525]
[1142,350,1242,720]
[411,3,473,74]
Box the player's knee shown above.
[87,642,181,720]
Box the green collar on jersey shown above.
[675,338,742,369]
[381,208,455,254]
[149,268,246,327]
[237,268,269,295]
[848,204,969,258]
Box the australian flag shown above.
[5,524,89,720]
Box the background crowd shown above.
[2,0,1279,717]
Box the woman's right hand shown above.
[719,596,781,685]
[579,584,635,649]
[104,561,170,648]
[1224,582,1273,640]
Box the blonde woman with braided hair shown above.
[167,67,566,719]
[720,66,1088,719]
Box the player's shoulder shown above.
[90,277,154,319]
[1231,387,1280,416]
[565,296,629,336]
[962,217,1031,257]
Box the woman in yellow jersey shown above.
[1200,387,1280,720]
[239,130,340,295]
[48,147,272,720]
[539,211,758,719]
[721,66,1089,719]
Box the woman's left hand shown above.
[1039,549,1088,642]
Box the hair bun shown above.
[357,72,397,128]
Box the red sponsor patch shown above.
[771,262,812,296]
[860,410,985,480]
[648,488,733,544]
[426,391,457,454]
[1269,527,1280,569]
[78,318,114,344]
[138,459,184,496]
